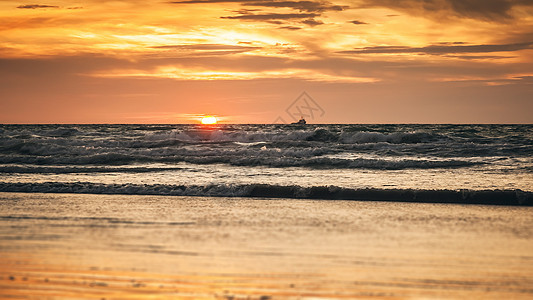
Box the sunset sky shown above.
[1,0,532,123]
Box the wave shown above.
[1,125,531,172]
[144,128,446,144]
[339,131,444,144]
[0,182,530,206]
[0,166,184,174]
[0,154,480,170]
[214,156,480,170]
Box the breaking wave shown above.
[0,182,531,206]
[0,155,480,170]
[0,165,184,174]
[144,127,446,144]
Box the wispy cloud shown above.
[349,20,367,25]
[245,1,348,12]
[17,4,59,9]
[301,18,323,26]
[280,26,302,30]
[221,12,319,20]
[340,42,533,55]
[152,43,261,55]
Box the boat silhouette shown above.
[291,117,307,125]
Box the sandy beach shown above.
[1,192,533,299]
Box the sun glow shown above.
[201,115,217,124]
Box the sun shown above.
[201,115,217,125]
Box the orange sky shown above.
[1,0,532,123]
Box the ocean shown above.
[1,124,533,299]
[0,124,532,204]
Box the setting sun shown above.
[201,115,217,125]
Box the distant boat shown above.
[291,117,307,125]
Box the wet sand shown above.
[1,192,533,299]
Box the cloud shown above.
[171,0,347,24]
[340,41,533,55]
[301,19,323,26]
[2,52,529,85]
[349,20,368,24]
[17,4,59,9]
[443,55,515,60]
[233,8,260,14]
[446,0,514,20]
[245,1,348,12]
[151,44,261,56]
[170,0,348,12]
[280,26,302,30]
[221,13,319,20]
[360,0,533,21]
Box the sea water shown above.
[0,124,531,203]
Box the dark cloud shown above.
[233,9,260,14]
[171,0,347,23]
[340,41,533,55]
[444,55,515,60]
[221,13,319,20]
[245,1,348,12]
[447,0,514,19]
[170,0,348,12]
[361,0,533,21]
[17,4,59,9]
[349,20,368,24]
[280,26,302,30]
[301,18,323,26]
[437,42,467,45]
[512,75,533,84]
